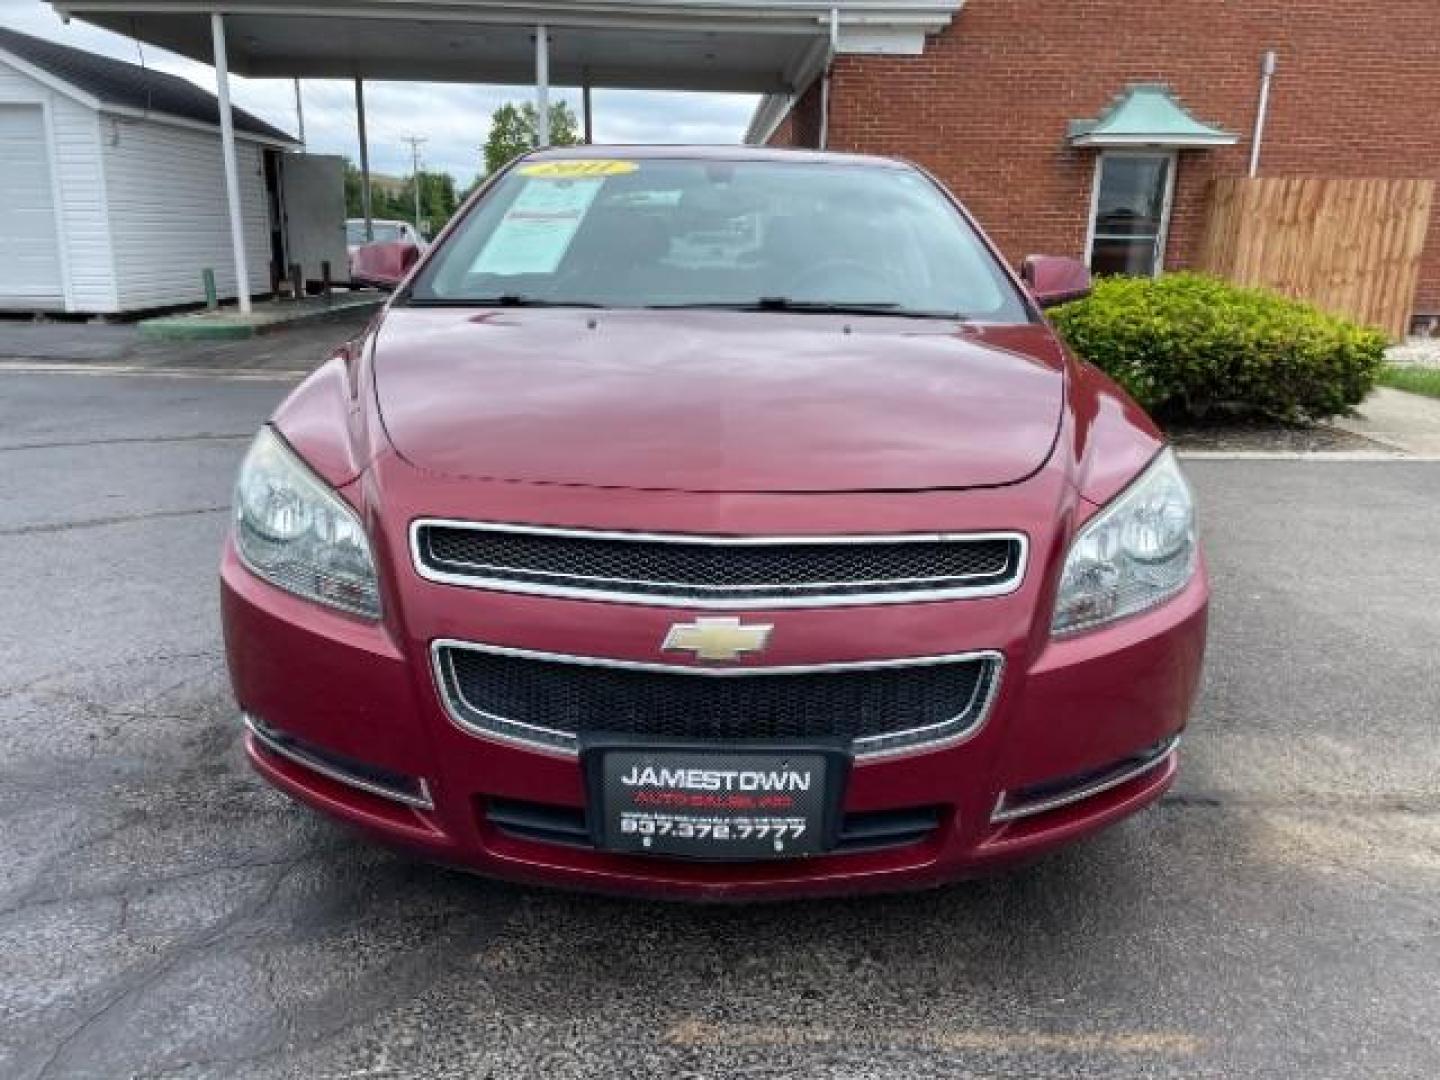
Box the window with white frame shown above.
[1086,151,1175,277]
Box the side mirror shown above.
[1021,255,1092,308]
[351,241,420,291]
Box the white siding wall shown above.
[102,117,271,310]
[0,57,117,312]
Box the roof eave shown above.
[1068,83,1237,150]
[0,43,104,110]
[744,1,964,144]
[96,102,297,147]
[744,30,830,144]
[1069,132,1239,148]
[745,92,793,144]
[51,1,964,36]
[0,38,296,147]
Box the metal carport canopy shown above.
[45,1,960,315]
[47,1,961,92]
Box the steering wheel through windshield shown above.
[784,257,895,302]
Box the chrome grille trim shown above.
[409,519,1028,609]
[244,714,434,809]
[990,736,1180,823]
[431,638,1005,759]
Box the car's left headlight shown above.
[233,426,381,619]
[1052,448,1196,636]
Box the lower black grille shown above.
[437,644,1000,756]
[414,522,1024,607]
[486,797,941,855]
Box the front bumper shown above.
[221,532,1207,900]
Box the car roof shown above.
[517,144,912,170]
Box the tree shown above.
[405,170,460,235]
[483,100,580,177]
[344,159,407,221]
[343,159,367,218]
[343,161,460,236]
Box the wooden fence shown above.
[1196,177,1433,339]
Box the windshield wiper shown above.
[647,298,963,319]
[408,294,608,309]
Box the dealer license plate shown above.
[589,746,841,861]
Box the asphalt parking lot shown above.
[2,362,1438,1079]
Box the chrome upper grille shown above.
[412,521,1026,608]
[432,641,1003,757]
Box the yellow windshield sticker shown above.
[519,159,638,179]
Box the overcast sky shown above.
[0,0,758,183]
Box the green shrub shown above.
[1049,273,1386,422]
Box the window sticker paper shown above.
[472,177,605,275]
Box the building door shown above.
[280,153,350,285]
[1086,151,1175,277]
[0,104,64,308]
[263,148,288,290]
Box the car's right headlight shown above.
[1051,448,1197,636]
[233,426,381,619]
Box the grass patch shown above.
[1377,364,1440,400]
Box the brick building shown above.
[751,0,1440,322]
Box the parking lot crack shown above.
[0,853,313,923]
[0,649,223,701]
[1161,791,1440,813]
[0,433,251,453]
[27,846,318,1080]
[0,505,228,537]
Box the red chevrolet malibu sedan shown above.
[222,147,1206,899]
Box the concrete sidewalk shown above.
[1332,387,1440,455]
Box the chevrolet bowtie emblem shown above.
[662,617,773,662]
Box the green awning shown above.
[1068,84,1237,148]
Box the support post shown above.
[582,70,593,144]
[535,24,550,148]
[210,14,252,314]
[294,78,306,150]
[355,77,373,241]
[820,7,839,151]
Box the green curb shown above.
[138,318,260,341]
[138,297,384,341]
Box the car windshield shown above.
[348,222,404,244]
[408,158,1031,322]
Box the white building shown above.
[0,25,296,314]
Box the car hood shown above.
[373,308,1066,493]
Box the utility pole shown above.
[403,135,427,233]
